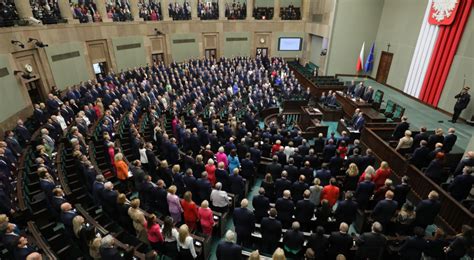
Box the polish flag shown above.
[356,42,365,72]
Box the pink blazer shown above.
[198,207,214,228]
[216,152,228,169]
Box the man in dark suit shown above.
[334,191,358,225]
[33,104,47,127]
[229,169,245,202]
[295,190,316,231]
[266,156,283,181]
[356,222,387,260]
[60,202,77,235]
[355,174,375,210]
[451,86,470,123]
[92,175,105,206]
[393,176,411,209]
[412,127,429,150]
[291,175,309,203]
[399,227,427,260]
[392,116,410,140]
[322,139,336,162]
[2,223,20,251]
[196,172,212,204]
[232,199,255,247]
[443,128,457,153]
[14,119,31,147]
[410,140,430,169]
[13,236,37,260]
[415,191,441,229]
[353,112,366,131]
[216,230,242,260]
[240,153,255,184]
[283,158,299,183]
[145,143,158,179]
[454,151,474,176]
[260,208,282,254]
[427,129,444,150]
[329,151,344,176]
[215,162,230,192]
[39,170,55,201]
[315,164,332,186]
[448,166,474,201]
[51,188,67,215]
[275,171,292,198]
[249,142,262,165]
[275,190,295,229]
[372,190,398,229]
[168,138,180,165]
[327,222,353,259]
[101,182,119,217]
[354,82,366,98]
[283,222,305,257]
[252,188,270,223]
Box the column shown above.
[273,0,280,20]
[130,0,143,21]
[191,0,198,20]
[301,0,310,21]
[218,0,225,20]
[246,0,254,20]
[96,0,112,22]
[58,0,78,23]
[161,0,170,20]
[14,0,33,20]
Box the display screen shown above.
[278,37,302,51]
[93,63,102,74]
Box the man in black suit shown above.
[335,191,358,226]
[448,166,474,201]
[215,162,229,192]
[451,86,470,123]
[427,128,444,150]
[60,202,77,235]
[393,176,411,209]
[291,175,309,203]
[196,172,212,204]
[356,222,387,260]
[99,235,123,260]
[299,161,315,184]
[410,140,430,169]
[167,138,180,165]
[283,158,299,183]
[51,188,67,215]
[2,223,20,251]
[232,199,255,247]
[355,174,375,210]
[240,153,255,184]
[315,164,331,186]
[216,230,242,260]
[415,191,441,229]
[454,151,474,176]
[92,175,105,206]
[145,143,158,179]
[275,190,295,229]
[101,182,119,217]
[399,226,427,260]
[372,190,398,229]
[329,151,344,176]
[266,156,283,181]
[229,168,245,202]
[443,128,457,153]
[33,103,47,127]
[322,139,336,162]
[249,142,262,165]
[295,190,316,231]
[14,119,31,147]
[327,222,353,259]
[392,116,410,140]
[253,188,270,223]
[360,149,376,172]
[314,133,326,154]
[275,171,292,198]
[283,221,305,257]
[13,236,37,260]
[260,208,282,254]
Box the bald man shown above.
[372,190,398,229]
[327,222,353,259]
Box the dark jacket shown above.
[328,231,353,257]
[252,194,270,222]
[334,199,359,225]
[216,241,242,260]
[415,199,441,227]
[232,207,255,238]
[372,199,398,225]
[399,236,427,260]
[356,232,387,260]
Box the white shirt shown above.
[139,148,148,164]
[210,189,229,208]
[178,236,197,258]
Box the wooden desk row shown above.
[336,92,386,123]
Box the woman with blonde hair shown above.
[344,163,359,191]
[167,185,184,223]
[248,250,260,260]
[72,215,85,239]
[128,198,148,243]
[205,158,216,186]
[197,200,215,236]
[358,165,376,183]
[181,191,199,231]
[115,153,129,190]
[261,173,276,202]
[158,160,173,187]
[216,147,228,169]
[272,247,286,260]
[177,224,197,259]
[395,130,413,154]
[373,161,392,190]
[309,178,323,206]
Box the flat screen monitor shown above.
[93,63,102,74]
[278,37,302,51]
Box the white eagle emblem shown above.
[432,0,458,22]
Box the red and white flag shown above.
[356,42,365,72]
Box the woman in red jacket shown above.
[373,161,392,191]
[181,192,199,231]
[320,178,340,207]
[146,214,164,251]
[197,200,215,236]
[205,159,216,186]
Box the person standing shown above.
[451,86,470,123]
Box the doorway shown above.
[152,53,164,64]
[93,62,108,77]
[256,48,268,58]
[26,80,44,104]
[204,49,217,59]
[376,51,393,84]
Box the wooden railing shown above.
[290,64,346,97]
[360,128,474,234]
[27,221,59,260]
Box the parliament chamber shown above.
[0,0,473,260]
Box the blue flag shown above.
[364,43,375,72]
